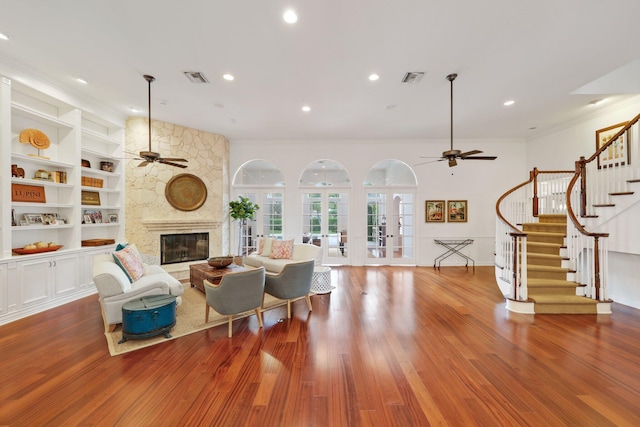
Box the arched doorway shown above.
[300,159,351,265]
[364,160,417,264]
[232,160,285,255]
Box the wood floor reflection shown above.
[1,266,640,426]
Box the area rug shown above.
[104,287,286,356]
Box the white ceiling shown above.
[1,0,639,142]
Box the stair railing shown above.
[562,115,640,301]
[578,114,640,218]
[495,169,574,301]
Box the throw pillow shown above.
[270,239,294,259]
[261,237,274,257]
[257,238,265,255]
[113,243,145,283]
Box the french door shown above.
[365,191,415,264]
[302,191,349,264]
[235,191,284,255]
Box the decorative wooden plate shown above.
[165,173,207,211]
[13,245,63,255]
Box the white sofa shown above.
[92,253,184,331]
[244,242,321,273]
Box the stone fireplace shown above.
[125,117,230,280]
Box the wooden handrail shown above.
[583,113,640,165]
[566,160,609,238]
[495,177,532,233]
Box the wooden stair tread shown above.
[528,265,568,272]
[610,191,634,196]
[627,178,640,183]
[593,204,615,207]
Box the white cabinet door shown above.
[52,253,79,296]
[16,257,52,308]
[0,263,7,317]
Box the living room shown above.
[2,1,640,424]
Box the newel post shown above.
[531,168,539,217]
[593,235,601,301]
[578,157,587,217]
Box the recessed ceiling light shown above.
[302,105,311,112]
[0,32,9,41]
[223,74,234,81]
[385,104,396,110]
[589,98,605,106]
[130,108,141,113]
[283,9,298,23]
[503,100,515,106]
[76,77,88,85]
[369,73,380,81]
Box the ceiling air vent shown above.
[184,71,209,83]
[401,71,425,84]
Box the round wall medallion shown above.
[165,173,207,211]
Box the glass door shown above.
[366,191,415,264]
[302,191,349,264]
[235,191,284,255]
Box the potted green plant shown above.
[229,196,260,257]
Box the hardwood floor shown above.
[2,266,640,426]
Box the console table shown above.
[433,239,475,271]
[189,263,247,292]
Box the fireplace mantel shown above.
[142,219,222,231]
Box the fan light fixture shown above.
[415,73,497,167]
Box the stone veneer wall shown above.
[125,117,230,277]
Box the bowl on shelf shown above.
[207,256,234,269]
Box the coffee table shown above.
[189,263,247,292]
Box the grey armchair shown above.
[264,260,315,319]
[204,267,265,337]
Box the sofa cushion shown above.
[261,237,274,257]
[113,244,145,283]
[292,243,321,263]
[270,239,294,259]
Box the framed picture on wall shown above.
[425,200,445,222]
[596,122,629,169]
[447,200,467,222]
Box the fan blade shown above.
[158,159,188,168]
[138,161,151,167]
[462,156,497,160]
[414,158,446,166]
[458,150,483,158]
[160,158,188,162]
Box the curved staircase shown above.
[524,214,598,314]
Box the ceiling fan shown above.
[136,74,188,168]
[417,73,497,167]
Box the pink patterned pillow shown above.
[270,239,294,259]
[113,244,145,282]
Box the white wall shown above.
[526,97,640,170]
[230,138,526,266]
[526,97,640,308]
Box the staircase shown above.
[495,113,640,315]
[524,214,598,314]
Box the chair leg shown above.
[205,305,210,323]
[255,308,263,328]
[305,295,313,312]
[228,315,233,338]
[287,300,291,319]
